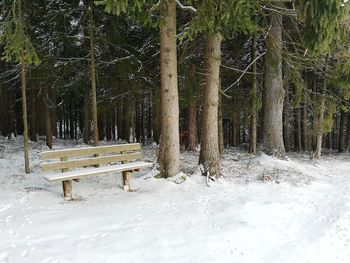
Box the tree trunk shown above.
[0,87,10,137]
[263,6,285,155]
[106,109,112,141]
[311,81,318,150]
[29,86,37,142]
[295,107,302,152]
[249,34,257,155]
[346,112,350,152]
[187,105,197,151]
[315,83,326,158]
[44,83,52,149]
[218,92,224,154]
[232,99,240,147]
[20,49,30,173]
[338,109,345,153]
[301,89,308,151]
[122,99,130,141]
[112,109,116,140]
[89,1,99,147]
[283,81,290,152]
[199,33,222,178]
[83,87,90,144]
[158,0,180,177]
[117,103,123,140]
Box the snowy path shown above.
[1,139,350,262]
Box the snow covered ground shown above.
[1,137,350,263]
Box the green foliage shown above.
[0,0,40,65]
[296,0,349,54]
[182,0,258,40]
[287,68,305,107]
[94,0,156,27]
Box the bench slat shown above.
[41,143,141,160]
[43,161,153,182]
[41,152,143,172]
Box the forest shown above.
[1,0,350,262]
[0,0,349,177]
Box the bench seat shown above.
[43,161,152,182]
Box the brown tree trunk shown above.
[20,49,30,173]
[301,90,308,151]
[106,109,112,141]
[29,86,37,142]
[338,109,345,153]
[199,33,222,178]
[283,81,290,152]
[89,1,99,147]
[117,103,123,140]
[0,87,10,137]
[295,107,302,152]
[311,81,318,150]
[122,99,130,141]
[187,104,197,151]
[263,6,285,155]
[315,83,326,158]
[232,99,240,147]
[83,87,90,144]
[249,33,257,154]
[218,92,224,154]
[346,112,350,152]
[112,109,116,140]
[158,0,180,177]
[44,83,52,149]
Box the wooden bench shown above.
[41,143,152,199]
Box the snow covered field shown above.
[1,137,350,263]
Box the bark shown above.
[311,81,318,150]
[333,114,338,150]
[20,49,30,173]
[59,114,63,139]
[315,83,326,158]
[98,112,105,141]
[283,81,290,152]
[83,87,90,144]
[232,99,240,147]
[199,33,222,178]
[89,1,99,147]
[338,109,345,153]
[263,6,285,155]
[51,106,57,137]
[249,34,258,154]
[117,103,123,140]
[218,92,224,154]
[147,92,153,142]
[122,99,130,141]
[158,0,180,177]
[29,86,37,142]
[301,90,308,151]
[106,109,112,141]
[69,104,74,139]
[346,112,350,152]
[186,105,198,151]
[295,107,302,152]
[44,83,52,149]
[112,109,116,140]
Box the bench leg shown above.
[122,171,131,191]
[62,180,72,199]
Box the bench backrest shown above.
[41,143,142,172]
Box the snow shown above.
[1,137,350,263]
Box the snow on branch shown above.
[176,0,197,12]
